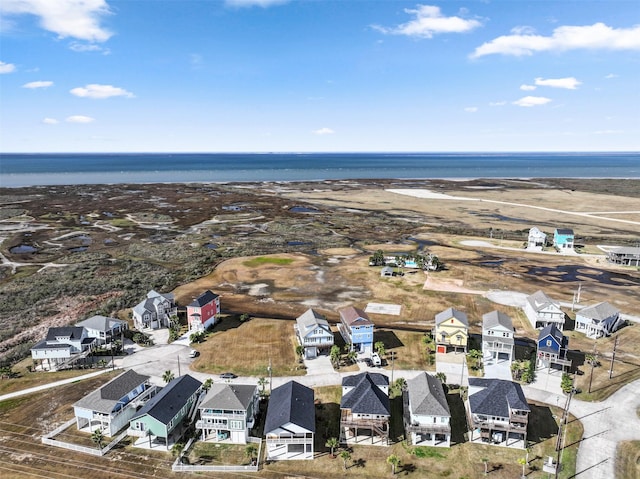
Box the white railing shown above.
[172,436,262,472]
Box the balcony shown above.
[266,434,313,444]
[127,427,148,438]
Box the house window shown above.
[230,420,243,430]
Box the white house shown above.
[31,326,95,371]
[75,315,128,346]
[132,290,177,330]
[524,290,565,330]
[74,370,156,436]
[575,302,623,339]
[197,383,259,444]
[404,372,451,447]
[294,308,334,359]
[265,381,315,460]
[482,311,515,365]
[527,227,546,250]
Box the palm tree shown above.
[325,437,339,457]
[482,457,489,475]
[517,457,527,478]
[347,350,358,364]
[435,372,447,384]
[91,429,104,450]
[330,345,341,368]
[375,341,386,357]
[339,450,351,470]
[295,345,304,361]
[162,370,175,384]
[202,378,213,392]
[258,377,267,396]
[468,349,483,370]
[245,444,258,464]
[387,454,401,475]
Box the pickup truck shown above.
[371,352,382,367]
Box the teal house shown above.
[128,374,202,449]
[553,228,574,250]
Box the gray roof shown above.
[45,327,85,341]
[147,289,174,301]
[200,383,257,411]
[339,306,373,327]
[74,370,149,414]
[407,372,450,417]
[468,378,529,417]
[555,228,574,236]
[76,315,126,332]
[296,308,329,333]
[435,307,468,327]
[341,372,390,416]
[482,311,513,332]
[264,381,315,434]
[131,374,202,425]
[608,246,640,255]
[31,340,71,350]
[578,302,620,321]
[134,290,174,316]
[189,290,219,308]
[526,290,560,313]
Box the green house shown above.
[128,374,202,449]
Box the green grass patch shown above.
[109,218,136,227]
[242,256,294,267]
[412,446,447,459]
[0,396,29,413]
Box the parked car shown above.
[371,352,382,367]
[188,349,199,358]
[220,372,237,379]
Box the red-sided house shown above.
[187,290,220,332]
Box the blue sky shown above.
[1,0,639,152]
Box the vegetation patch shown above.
[412,445,447,459]
[242,256,294,267]
[615,440,640,479]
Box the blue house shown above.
[553,228,574,250]
[536,324,571,370]
[338,306,374,355]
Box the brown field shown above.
[616,441,640,479]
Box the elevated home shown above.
[294,308,334,359]
[76,315,127,346]
[340,372,390,445]
[467,378,530,448]
[129,375,202,450]
[527,227,547,250]
[553,228,575,250]
[434,307,469,353]
[338,306,374,355]
[482,311,514,365]
[74,370,155,437]
[524,290,565,330]
[265,381,315,461]
[575,302,623,339]
[537,324,571,371]
[607,246,640,266]
[132,290,177,331]
[187,290,220,332]
[404,372,451,447]
[197,383,259,444]
[31,326,95,371]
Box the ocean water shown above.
[0,152,638,187]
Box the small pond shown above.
[10,244,38,254]
[290,206,319,213]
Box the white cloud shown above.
[520,84,537,91]
[605,73,618,79]
[225,0,289,7]
[512,96,552,107]
[535,77,581,89]
[1,0,113,42]
[471,22,640,58]
[594,129,623,135]
[23,80,53,89]
[372,4,482,39]
[70,84,134,99]
[42,117,59,124]
[69,42,110,54]
[510,25,537,35]
[0,61,16,73]
[489,101,507,106]
[313,127,335,135]
[66,115,95,123]
[464,107,478,113]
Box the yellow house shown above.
[434,307,469,353]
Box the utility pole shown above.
[177,355,181,376]
[389,351,396,383]
[588,339,597,394]
[268,357,273,393]
[555,377,575,479]
[609,335,619,379]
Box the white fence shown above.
[41,418,127,457]
[172,436,262,472]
